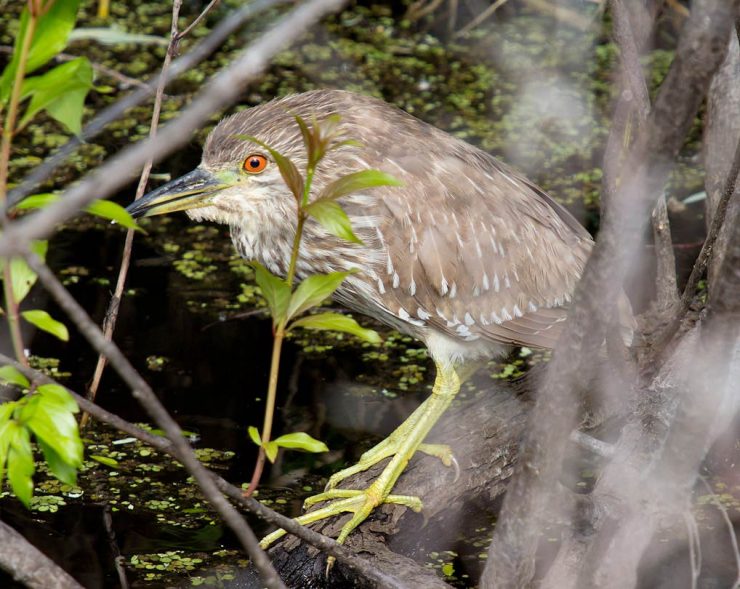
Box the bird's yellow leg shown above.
[325,395,454,490]
[260,362,461,551]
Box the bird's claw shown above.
[325,442,457,491]
[259,485,423,551]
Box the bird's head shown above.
[126,93,352,228]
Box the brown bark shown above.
[0,519,84,589]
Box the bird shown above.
[126,89,593,549]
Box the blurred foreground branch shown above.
[5,0,292,209]
[483,1,740,586]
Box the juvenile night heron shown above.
[127,89,593,547]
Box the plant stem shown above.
[244,162,316,495]
[2,266,27,365]
[0,11,38,367]
[0,15,37,203]
[244,325,285,496]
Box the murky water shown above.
[0,1,716,587]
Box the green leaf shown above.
[286,272,349,320]
[37,383,78,414]
[272,432,329,453]
[304,200,362,244]
[7,239,48,303]
[236,134,304,202]
[264,440,278,463]
[12,194,141,230]
[0,413,16,489]
[12,193,59,211]
[252,262,290,323]
[68,27,168,45]
[18,58,93,134]
[86,199,141,230]
[248,426,261,447]
[0,366,30,388]
[293,114,319,168]
[289,312,381,344]
[38,438,78,485]
[316,170,403,202]
[25,394,83,468]
[0,0,82,102]
[89,454,118,467]
[22,310,69,341]
[7,425,34,507]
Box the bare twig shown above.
[176,0,220,40]
[452,0,510,39]
[5,0,293,209]
[22,255,287,589]
[102,505,130,589]
[0,353,409,589]
[483,1,739,586]
[83,0,186,426]
[0,518,84,589]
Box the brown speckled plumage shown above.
[191,90,593,364]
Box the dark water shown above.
[0,1,720,587]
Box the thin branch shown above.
[176,0,220,40]
[0,518,84,589]
[22,255,287,589]
[0,353,410,589]
[684,509,702,589]
[83,0,186,425]
[452,0,510,39]
[609,0,678,307]
[5,0,293,209]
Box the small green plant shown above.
[0,367,83,506]
[239,115,402,493]
[0,0,137,507]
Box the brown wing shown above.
[367,150,592,349]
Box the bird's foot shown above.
[325,437,456,490]
[259,483,422,550]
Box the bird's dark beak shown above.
[126,168,232,219]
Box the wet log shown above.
[260,370,536,588]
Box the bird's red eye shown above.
[243,154,268,174]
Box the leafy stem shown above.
[0,7,39,367]
[242,116,396,496]
[0,8,37,203]
[245,160,317,496]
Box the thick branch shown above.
[703,30,740,292]
[0,519,84,589]
[483,1,739,586]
